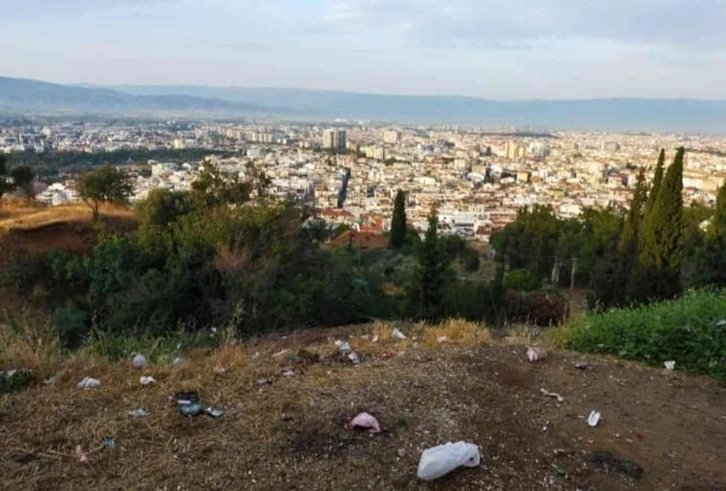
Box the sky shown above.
[1,0,725,99]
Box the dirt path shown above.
[1,332,725,490]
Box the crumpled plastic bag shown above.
[77,377,100,389]
[132,353,148,370]
[417,441,481,481]
[347,412,381,433]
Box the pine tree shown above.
[389,190,407,249]
[643,148,665,218]
[637,147,685,299]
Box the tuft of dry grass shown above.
[0,309,61,375]
[420,318,491,348]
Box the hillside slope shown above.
[1,323,725,490]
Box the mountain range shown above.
[2,76,726,132]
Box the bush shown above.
[52,303,90,349]
[562,289,726,381]
[504,269,540,292]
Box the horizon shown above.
[2,1,725,100]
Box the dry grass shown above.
[0,203,135,232]
[0,309,60,375]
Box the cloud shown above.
[320,0,726,50]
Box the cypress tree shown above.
[618,168,648,255]
[637,147,685,299]
[411,207,446,319]
[389,190,407,249]
[643,148,665,218]
[698,182,726,287]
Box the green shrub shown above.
[563,289,726,381]
[504,269,540,292]
[51,303,90,349]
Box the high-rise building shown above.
[383,130,401,144]
[323,129,347,150]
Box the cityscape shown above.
[2,119,725,241]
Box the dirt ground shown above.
[1,324,725,490]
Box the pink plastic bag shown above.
[347,412,381,434]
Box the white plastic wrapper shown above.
[417,442,481,481]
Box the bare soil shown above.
[1,327,725,490]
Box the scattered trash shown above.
[139,376,156,385]
[664,360,676,371]
[717,319,726,327]
[206,407,225,418]
[527,347,544,362]
[381,350,398,360]
[436,336,449,344]
[574,360,589,370]
[0,368,34,394]
[347,352,361,365]
[214,365,227,374]
[392,328,407,340]
[129,408,149,418]
[43,371,61,386]
[132,353,148,370]
[347,412,381,434]
[281,368,296,377]
[335,340,351,353]
[417,441,481,481]
[75,445,89,465]
[104,438,115,449]
[77,377,100,389]
[256,377,273,385]
[371,335,379,343]
[272,349,289,358]
[176,391,203,417]
[172,357,185,366]
[588,410,601,427]
[540,388,564,403]
[590,451,644,478]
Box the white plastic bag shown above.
[77,376,100,389]
[392,328,407,340]
[132,353,148,370]
[417,441,481,481]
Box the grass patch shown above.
[559,289,726,381]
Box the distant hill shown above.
[3,76,726,131]
[0,77,272,117]
[110,84,726,132]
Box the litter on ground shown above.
[347,352,361,365]
[540,388,564,402]
[664,361,676,371]
[129,409,149,418]
[527,347,544,362]
[77,377,100,389]
[417,441,481,481]
[588,410,602,427]
[206,407,225,418]
[132,354,147,370]
[392,328,407,340]
[75,445,89,465]
[347,412,381,434]
[139,376,156,385]
[335,340,351,353]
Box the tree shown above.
[78,166,134,221]
[9,165,35,198]
[135,188,193,230]
[618,168,648,256]
[191,160,252,209]
[410,207,448,320]
[637,147,685,299]
[697,182,726,287]
[643,148,665,218]
[389,190,407,249]
[0,155,13,201]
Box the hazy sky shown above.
[2,0,725,99]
